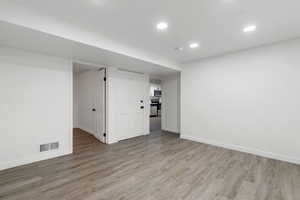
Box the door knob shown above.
[140,106,144,109]
[92,108,96,111]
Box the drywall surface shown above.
[106,68,150,143]
[0,47,73,170]
[0,2,181,71]
[76,70,98,136]
[161,74,181,133]
[181,39,300,164]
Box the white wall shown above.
[107,68,150,143]
[181,39,300,164]
[0,47,73,170]
[161,74,181,133]
[76,70,98,135]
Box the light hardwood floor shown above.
[1,129,300,200]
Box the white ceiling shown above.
[0,21,178,77]
[1,0,300,65]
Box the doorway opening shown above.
[149,78,162,133]
[73,63,107,153]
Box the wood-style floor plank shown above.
[0,129,300,200]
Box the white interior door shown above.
[94,69,106,143]
[117,71,147,141]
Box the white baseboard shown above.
[181,134,300,165]
[0,150,72,171]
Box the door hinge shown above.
[103,77,106,81]
[103,133,106,137]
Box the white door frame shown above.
[73,61,108,144]
[97,67,107,144]
[74,65,150,144]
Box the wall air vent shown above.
[40,142,59,152]
[40,144,50,152]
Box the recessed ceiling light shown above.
[156,22,168,30]
[243,25,257,33]
[189,43,199,49]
